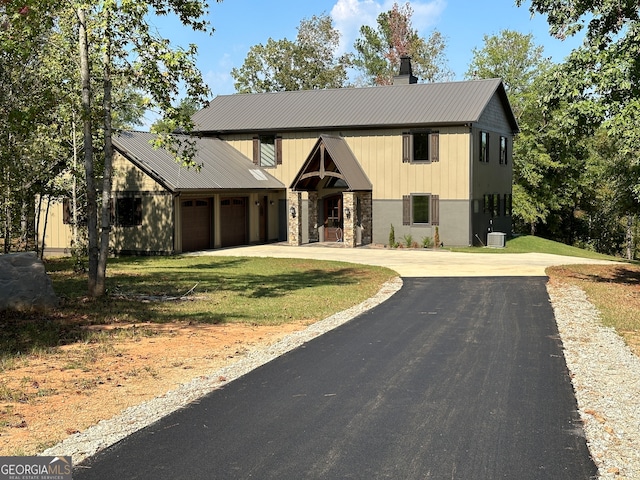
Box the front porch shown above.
[287,190,373,248]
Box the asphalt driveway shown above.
[74,276,597,479]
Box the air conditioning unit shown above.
[487,232,506,248]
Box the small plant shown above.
[403,234,414,248]
[434,226,440,248]
[389,224,397,248]
[421,236,433,248]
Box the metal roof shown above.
[192,78,519,134]
[113,131,285,192]
[290,135,373,192]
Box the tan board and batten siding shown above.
[111,132,285,253]
[225,127,472,200]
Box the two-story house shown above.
[39,62,518,255]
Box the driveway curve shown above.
[186,243,618,277]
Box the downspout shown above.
[468,123,474,246]
[173,192,179,254]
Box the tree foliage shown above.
[517,0,640,257]
[465,30,551,118]
[519,0,640,196]
[352,2,451,85]
[231,14,349,93]
[1,0,216,295]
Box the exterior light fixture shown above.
[255,200,260,206]
[345,207,351,219]
[290,206,296,218]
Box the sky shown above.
[143,0,586,127]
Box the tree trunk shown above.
[626,214,634,261]
[4,180,11,253]
[19,198,28,251]
[78,7,99,296]
[96,9,114,296]
[40,196,51,260]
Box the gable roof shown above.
[192,78,519,134]
[113,131,285,192]
[290,135,373,192]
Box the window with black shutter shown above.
[402,194,440,225]
[253,135,282,167]
[402,132,439,163]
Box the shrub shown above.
[421,236,433,248]
[389,224,398,248]
[434,226,440,248]
[403,234,414,248]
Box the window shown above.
[253,135,282,167]
[480,131,489,162]
[402,131,439,163]
[483,194,500,217]
[504,193,513,216]
[113,197,142,227]
[500,136,507,165]
[62,198,86,225]
[402,194,440,225]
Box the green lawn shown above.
[1,256,396,361]
[450,235,622,261]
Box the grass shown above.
[547,263,640,355]
[0,255,396,366]
[451,235,622,261]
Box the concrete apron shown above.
[185,244,619,278]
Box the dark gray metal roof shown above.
[290,135,372,192]
[113,131,285,192]
[192,78,519,134]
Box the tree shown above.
[231,14,349,93]
[0,0,67,253]
[152,97,202,133]
[465,30,551,118]
[519,0,640,255]
[352,2,451,85]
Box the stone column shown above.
[342,191,356,248]
[308,191,319,243]
[360,191,373,246]
[287,190,303,246]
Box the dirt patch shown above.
[0,321,310,455]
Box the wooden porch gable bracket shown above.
[290,135,372,192]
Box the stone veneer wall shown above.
[359,191,373,246]
[308,191,318,243]
[342,192,356,247]
[288,191,303,246]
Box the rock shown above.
[0,252,58,311]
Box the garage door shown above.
[220,197,247,247]
[181,198,212,252]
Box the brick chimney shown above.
[393,56,418,85]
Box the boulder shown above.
[0,252,58,311]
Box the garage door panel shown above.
[221,197,247,247]
[181,199,212,252]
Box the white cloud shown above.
[330,0,447,53]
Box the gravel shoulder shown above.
[548,281,640,479]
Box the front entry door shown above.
[323,195,343,242]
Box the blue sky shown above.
[144,0,585,126]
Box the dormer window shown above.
[253,135,282,168]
